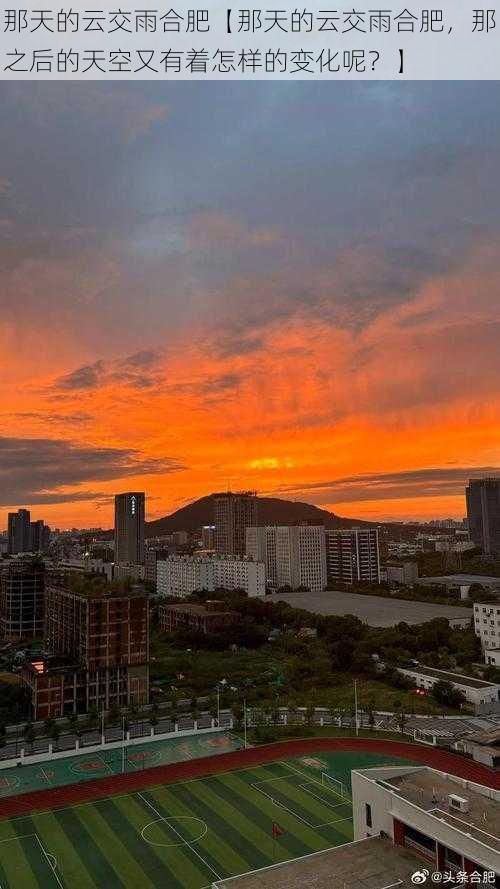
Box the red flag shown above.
[272,822,284,837]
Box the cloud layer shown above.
[0,437,183,507]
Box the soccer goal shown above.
[321,773,348,799]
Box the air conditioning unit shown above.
[448,794,469,814]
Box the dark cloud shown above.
[56,361,106,391]
[272,467,500,506]
[0,436,184,507]
[52,352,163,392]
[9,412,92,424]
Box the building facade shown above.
[159,601,240,635]
[325,528,380,585]
[466,477,500,555]
[156,554,265,598]
[0,560,45,639]
[7,509,32,554]
[214,491,257,556]
[246,525,327,592]
[29,520,50,553]
[381,561,419,586]
[22,575,149,720]
[144,547,172,588]
[474,602,500,651]
[114,492,145,564]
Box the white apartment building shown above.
[474,602,500,651]
[246,525,326,592]
[156,555,265,599]
[325,528,380,585]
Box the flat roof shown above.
[382,769,500,855]
[421,574,500,587]
[402,665,498,689]
[161,603,236,617]
[267,591,472,628]
[213,836,422,889]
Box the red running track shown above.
[0,737,497,820]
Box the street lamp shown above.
[216,678,227,727]
[354,679,359,737]
[121,715,126,773]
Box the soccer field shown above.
[0,752,415,888]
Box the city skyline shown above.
[2,82,500,528]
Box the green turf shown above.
[0,731,243,800]
[0,752,417,888]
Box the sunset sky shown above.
[1,81,500,529]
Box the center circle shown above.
[141,816,207,848]
[70,759,108,775]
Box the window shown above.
[365,803,372,828]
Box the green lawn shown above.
[0,752,416,888]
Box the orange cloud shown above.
[3,233,500,528]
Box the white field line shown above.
[137,791,222,882]
[35,834,64,889]
[250,781,353,830]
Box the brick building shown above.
[22,574,149,720]
[158,600,240,636]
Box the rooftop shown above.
[24,656,79,676]
[160,602,236,618]
[381,769,500,855]
[213,836,422,889]
[409,714,500,740]
[401,665,498,689]
[421,574,500,587]
[49,573,147,599]
[267,591,472,628]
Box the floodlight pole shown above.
[354,680,359,737]
[243,697,247,749]
[121,715,126,773]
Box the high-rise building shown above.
[246,525,327,592]
[114,492,145,564]
[22,574,149,720]
[144,547,173,588]
[214,491,258,556]
[0,560,45,639]
[325,528,380,585]
[29,520,51,553]
[201,525,215,549]
[7,509,31,554]
[466,477,500,555]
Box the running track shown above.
[0,737,497,820]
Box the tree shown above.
[305,702,315,727]
[86,705,98,732]
[107,705,121,727]
[150,701,159,728]
[24,722,35,750]
[170,700,178,726]
[50,722,61,750]
[43,717,55,737]
[190,697,200,723]
[432,680,465,709]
